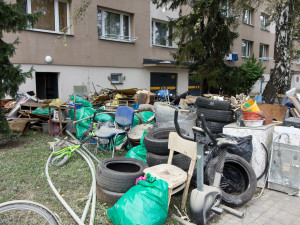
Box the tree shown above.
[153,0,265,96]
[262,0,300,103]
[0,1,39,137]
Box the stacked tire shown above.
[144,127,191,171]
[195,97,233,134]
[96,158,148,205]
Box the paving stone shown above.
[211,189,300,225]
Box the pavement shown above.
[213,188,300,225]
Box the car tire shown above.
[144,127,188,155]
[195,97,231,110]
[196,119,229,134]
[96,157,148,193]
[197,107,233,123]
[204,153,257,207]
[96,184,124,205]
[146,152,191,172]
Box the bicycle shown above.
[0,200,60,225]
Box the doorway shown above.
[150,72,177,95]
[36,72,59,99]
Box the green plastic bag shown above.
[107,174,168,225]
[32,107,54,115]
[125,130,148,163]
[69,94,93,107]
[132,111,155,127]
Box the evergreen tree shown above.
[0,1,39,136]
[152,0,265,95]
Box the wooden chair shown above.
[143,132,197,210]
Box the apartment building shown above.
[4,0,300,101]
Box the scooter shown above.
[174,109,244,224]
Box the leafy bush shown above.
[219,55,265,96]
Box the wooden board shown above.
[8,118,40,133]
[257,103,288,121]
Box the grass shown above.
[0,130,191,224]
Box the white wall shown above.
[17,64,190,102]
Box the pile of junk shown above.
[3,87,300,225]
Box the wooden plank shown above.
[257,103,288,121]
[8,119,40,133]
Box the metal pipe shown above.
[220,204,245,218]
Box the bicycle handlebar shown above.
[199,113,217,146]
[174,109,194,141]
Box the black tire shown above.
[50,154,69,167]
[204,153,257,207]
[195,97,231,110]
[197,107,233,123]
[196,119,229,134]
[146,152,191,172]
[96,157,148,193]
[144,127,188,155]
[96,184,124,205]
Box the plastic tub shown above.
[242,111,263,120]
[241,100,260,112]
[243,119,264,127]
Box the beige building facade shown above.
[4,0,300,101]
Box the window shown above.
[259,44,269,60]
[110,73,123,84]
[242,8,252,25]
[152,21,174,47]
[220,0,232,17]
[97,9,133,42]
[260,13,269,30]
[242,40,251,58]
[21,0,70,33]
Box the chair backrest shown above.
[115,106,134,127]
[168,132,197,161]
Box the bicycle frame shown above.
[53,144,80,159]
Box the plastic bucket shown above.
[242,111,263,120]
[241,100,260,112]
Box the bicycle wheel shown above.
[0,200,60,225]
[50,154,69,167]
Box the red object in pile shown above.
[242,111,263,120]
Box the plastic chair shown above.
[94,106,134,157]
[143,132,197,210]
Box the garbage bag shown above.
[125,130,148,163]
[32,107,54,115]
[206,134,253,163]
[132,111,155,127]
[107,174,168,225]
[69,94,92,107]
[154,102,196,136]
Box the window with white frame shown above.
[97,9,132,42]
[220,0,232,17]
[242,40,251,58]
[152,20,174,47]
[260,13,269,30]
[259,44,269,60]
[242,8,252,25]
[19,0,70,33]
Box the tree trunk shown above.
[262,0,294,104]
[0,100,10,134]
